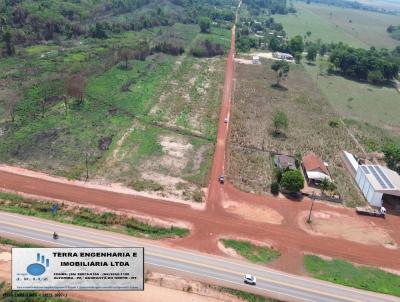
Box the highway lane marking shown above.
[1,213,398,302]
[0,229,316,302]
[0,221,364,302]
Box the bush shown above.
[270,182,280,195]
[190,39,224,57]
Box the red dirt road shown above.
[0,14,399,274]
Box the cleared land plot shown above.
[275,2,400,49]
[228,58,366,206]
[0,24,229,202]
[93,56,225,201]
[303,60,400,153]
[304,255,400,297]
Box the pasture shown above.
[274,2,400,49]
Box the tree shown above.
[383,143,400,173]
[367,70,384,84]
[65,74,86,104]
[289,35,304,54]
[294,52,302,64]
[319,44,327,56]
[306,44,318,62]
[271,182,280,195]
[91,23,107,39]
[271,60,289,86]
[198,16,211,33]
[320,178,336,194]
[118,47,134,69]
[272,111,288,135]
[2,31,15,56]
[280,170,304,194]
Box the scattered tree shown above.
[118,47,134,69]
[294,52,302,64]
[2,31,15,56]
[280,170,304,194]
[271,60,290,86]
[289,35,304,54]
[272,111,288,135]
[65,74,86,104]
[198,16,211,33]
[306,44,318,62]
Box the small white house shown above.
[252,55,260,64]
[273,52,294,61]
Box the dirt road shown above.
[0,11,399,275]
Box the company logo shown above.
[26,253,49,276]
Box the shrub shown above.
[190,39,224,57]
[270,182,280,195]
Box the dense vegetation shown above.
[0,0,235,53]
[387,25,400,41]
[328,44,399,83]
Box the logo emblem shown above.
[26,253,49,276]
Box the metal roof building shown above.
[355,164,400,207]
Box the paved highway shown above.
[1,212,398,302]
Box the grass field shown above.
[304,61,400,132]
[221,239,281,264]
[304,255,400,297]
[228,58,366,206]
[274,2,400,49]
[0,191,189,239]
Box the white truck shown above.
[356,206,386,218]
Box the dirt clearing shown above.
[222,200,284,225]
[298,210,397,249]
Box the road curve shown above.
[0,212,398,302]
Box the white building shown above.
[355,165,400,207]
[343,151,400,208]
[252,55,260,64]
[273,52,294,61]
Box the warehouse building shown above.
[343,151,400,209]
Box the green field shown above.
[275,2,400,49]
[304,255,400,297]
[303,60,400,133]
[221,239,281,264]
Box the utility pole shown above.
[307,192,315,224]
[85,152,89,181]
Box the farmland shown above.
[274,2,400,49]
[228,57,366,206]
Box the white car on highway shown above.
[244,274,256,285]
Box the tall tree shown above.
[289,35,304,54]
[271,60,290,86]
[198,16,211,33]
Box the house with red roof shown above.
[302,152,331,184]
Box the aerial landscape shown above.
[0,0,400,301]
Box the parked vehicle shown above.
[219,174,225,184]
[356,206,386,218]
[244,274,256,285]
[224,117,228,123]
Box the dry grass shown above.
[227,59,366,206]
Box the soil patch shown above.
[222,200,284,225]
[298,210,397,249]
